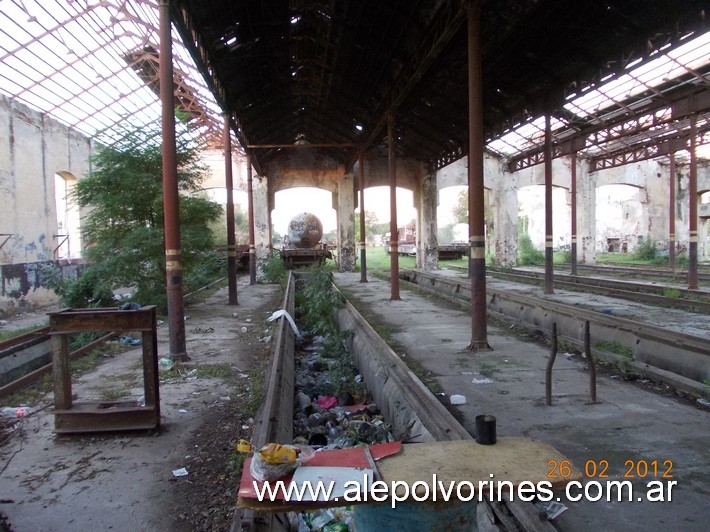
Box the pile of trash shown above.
[286,332,394,531]
[292,334,393,450]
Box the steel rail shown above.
[486,268,710,314]
[399,269,710,390]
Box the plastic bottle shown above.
[1,406,33,418]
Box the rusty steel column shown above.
[467,0,489,351]
[224,114,238,305]
[247,153,257,285]
[544,113,554,295]
[359,152,368,283]
[669,154,676,271]
[159,0,187,361]
[688,115,698,290]
[570,152,578,276]
[388,111,401,300]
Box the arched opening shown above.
[355,186,415,250]
[595,184,643,253]
[201,187,250,245]
[437,185,468,245]
[517,185,570,250]
[437,185,493,250]
[54,172,81,259]
[272,187,337,245]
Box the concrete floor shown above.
[334,271,709,532]
[2,272,706,531]
[0,281,281,532]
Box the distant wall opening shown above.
[272,187,337,245]
[54,172,81,259]
[517,186,569,250]
[595,184,643,253]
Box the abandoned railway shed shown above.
[0,1,710,531]
[1,0,710,354]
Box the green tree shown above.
[452,189,468,224]
[74,128,223,310]
[354,210,380,243]
[209,202,250,246]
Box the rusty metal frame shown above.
[0,0,223,148]
[0,1,707,172]
[49,306,160,433]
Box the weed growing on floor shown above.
[595,340,633,359]
[261,252,288,289]
[100,388,130,401]
[662,287,681,299]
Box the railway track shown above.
[239,272,554,531]
[0,276,228,399]
[399,268,710,392]
[484,267,710,314]
[558,263,710,284]
[0,327,113,399]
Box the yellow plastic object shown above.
[259,443,299,464]
[237,440,253,453]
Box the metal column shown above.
[247,153,257,285]
[688,115,698,290]
[544,114,554,295]
[224,114,238,305]
[359,152,368,283]
[159,0,187,361]
[570,153,578,276]
[467,0,490,350]
[388,111,400,300]
[669,155,676,271]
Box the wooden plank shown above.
[54,404,158,433]
[48,306,156,333]
[52,334,71,409]
[376,438,580,500]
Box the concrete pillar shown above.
[569,153,578,275]
[414,187,422,268]
[252,174,271,278]
[578,160,596,264]
[418,172,439,270]
[337,172,356,271]
[492,171,518,266]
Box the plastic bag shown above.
[249,444,315,482]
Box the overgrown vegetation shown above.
[295,265,361,397]
[662,287,681,299]
[297,265,344,336]
[517,233,545,265]
[67,125,223,312]
[632,238,657,261]
[260,252,288,288]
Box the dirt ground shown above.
[0,280,281,532]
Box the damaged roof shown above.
[171,0,710,172]
[1,1,707,172]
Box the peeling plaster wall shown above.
[436,152,710,265]
[0,96,93,264]
[0,96,94,311]
[337,173,355,271]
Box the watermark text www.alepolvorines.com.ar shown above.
[253,473,677,508]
